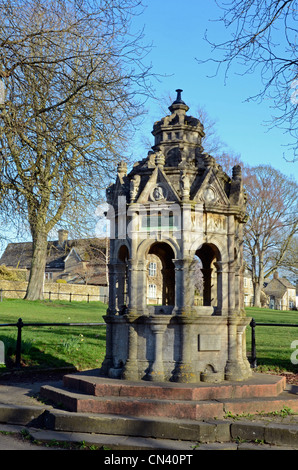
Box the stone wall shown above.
[0,280,108,303]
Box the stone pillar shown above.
[227,215,236,313]
[147,322,167,381]
[225,317,251,381]
[173,320,197,383]
[238,319,252,378]
[137,260,148,312]
[122,319,139,380]
[115,263,126,311]
[234,264,240,311]
[221,261,229,315]
[173,259,183,314]
[107,263,117,315]
[127,259,138,314]
[100,319,114,374]
[228,260,236,312]
[225,317,239,381]
[173,258,193,314]
[214,261,223,314]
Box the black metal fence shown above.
[0,318,105,368]
[1,316,298,370]
[249,318,298,368]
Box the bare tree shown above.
[202,0,298,161]
[0,0,153,299]
[242,165,298,306]
[278,235,298,279]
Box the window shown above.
[148,262,157,276]
[244,278,247,288]
[148,284,156,299]
[44,272,53,281]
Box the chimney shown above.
[273,271,279,280]
[58,229,68,245]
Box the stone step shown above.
[40,384,224,419]
[43,408,230,442]
[62,372,286,401]
[40,383,298,421]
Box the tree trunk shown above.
[253,252,264,308]
[25,231,48,300]
[253,282,262,308]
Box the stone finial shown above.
[130,174,141,202]
[173,89,185,105]
[232,164,242,180]
[117,160,127,176]
[180,169,190,200]
[155,150,165,167]
[204,154,216,168]
[168,89,189,114]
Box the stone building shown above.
[102,90,251,383]
[0,230,108,286]
[243,269,254,307]
[264,272,296,310]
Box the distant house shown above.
[243,269,254,307]
[263,272,296,310]
[0,230,108,287]
[146,254,163,305]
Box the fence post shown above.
[250,318,257,369]
[0,289,2,302]
[15,318,23,368]
[69,293,72,302]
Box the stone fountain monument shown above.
[40,91,294,428]
[101,89,252,384]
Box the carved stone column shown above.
[173,258,193,314]
[173,319,197,383]
[122,318,139,380]
[127,259,138,314]
[107,263,117,315]
[225,317,251,381]
[100,317,114,374]
[214,261,223,314]
[147,322,167,381]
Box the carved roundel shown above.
[203,186,217,203]
[150,183,168,201]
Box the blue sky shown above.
[130,0,297,181]
[1,1,297,252]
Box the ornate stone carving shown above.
[129,174,141,202]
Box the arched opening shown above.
[117,245,129,312]
[146,242,175,305]
[193,255,204,306]
[195,243,221,307]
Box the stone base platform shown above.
[40,370,298,421]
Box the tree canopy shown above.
[0,0,153,299]
[202,0,298,161]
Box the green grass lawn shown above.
[246,307,298,374]
[0,299,107,372]
[0,299,298,374]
